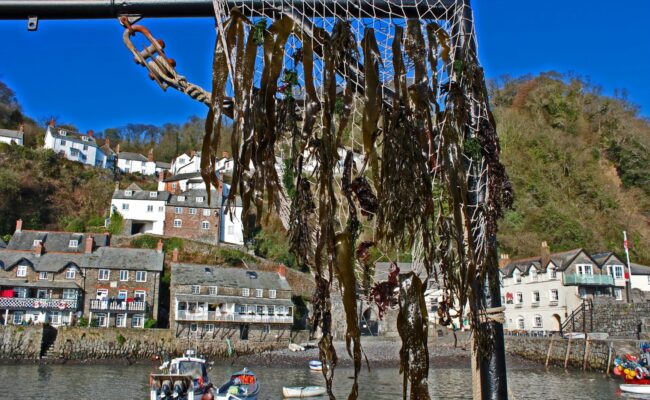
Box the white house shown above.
[110,183,170,235]
[170,151,233,176]
[44,123,108,168]
[630,263,650,293]
[499,242,647,334]
[116,149,170,176]
[0,127,24,145]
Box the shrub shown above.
[108,210,124,235]
[144,318,157,329]
[116,333,126,346]
[77,317,89,327]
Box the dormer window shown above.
[125,190,133,197]
[59,130,67,136]
[69,240,78,248]
[81,136,89,142]
[149,192,158,198]
[513,270,521,284]
[178,196,185,202]
[530,268,537,281]
[548,267,557,279]
[33,240,42,247]
[196,196,204,203]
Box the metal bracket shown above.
[27,15,38,31]
[118,14,143,26]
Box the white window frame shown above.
[33,240,42,247]
[69,240,78,248]
[202,209,211,216]
[172,183,177,190]
[205,323,215,332]
[242,288,250,297]
[135,271,147,282]
[516,316,525,330]
[149,191,158,198]
[208,286,218,295]
[134,290,146,303]
[227,226,234,235]
[256,289,263,298]
[531,291,540,303]
[191,285,200,294]
[513,270,521,284]
[196,196,204,203]
[13,312,24,325]
[614,288,623,301]
[39,272,47,280]
[178,195,185,202]
[612,265,624,279]
[201,221,210,230]
[158,206,164,212]
[125,190,133,197]
[95,313,108,327]
[132,314,144,328]
[175,207,183,214]
[147,205,154,212]
[96,289,108,300]
[98,269,110,281]
[115,314,126,328]
[189,208,197,215]
[533,315,543,328]
[190,323,198,332]
[118,290,128,300]
[122,203,129,210]
[529,268,537,282]
[62,289,77,300]
[16,265,27,277]
[548,267,557,279]
[173,219,182,228]
[576,264,593,276]
[549,289,559,302]
[120,270,129,281]
[516,292,523,304]
[269,290,277,299]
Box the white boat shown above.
[149,350,214,400]
[308,360,322,371]
[282,386,327,398]
[620,384,650,394]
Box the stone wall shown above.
[574,300,650,338]
[506,336,645,371]
[0,325,43,360]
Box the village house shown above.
[165,189,222,244]
[110,183,171,235]
[170,255,294,341]
[158,171,214,194]
[0,220,164,328]
[499,242,650,334]
[116,148,170,176]
[169,151,233,176]
[0,125,24,146]
[44,121,111,168]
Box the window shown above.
[533,315,543,328]
[549,289,559,302]
[136,271,147,282]
[158,206,164,212]
[548,267,557,279]
[122,203,129,210]
[189,208,197,215]
[120,270,129,281]
[532,291,540,303]
[175,207,183,214]
[37,289,48,299]
[95,313,107,327]
[256,305,264,315]
[208,286,218,295]
[116,314,126,328]
[13,312,24,325]
[648,276,650,285]
[196,196,204,203]
[516,316,525,330]
[203,209,211,216]
[201,221,210,230]
[190,323,198,332]
[516,292,523,304]
[242,288,250,297]
[147,205,154,212]
[227,226,234,235]
[256,289,263,298]
[60,139,67,146]
[529,268,537,281]
[117,290,128,300]
[125,190,133,197]
[132,314,144,328]
[33,240,42,247]
[576,264,593,275]
[612,265,624,279]
[62,289,77,300]
[172,183,177,190]
[173,219,182,228]
[98,269,110,280]
[96,289,108,300]
[16,265,27,277]
[191,285,201,294]
[39,272,47,280]
[83,144,88,151]
[14,288,27,298]
[269,290,277,299]
[149,192,157,198]
[81,135,88,141]
[178,196,185,202]
[513,270,521,284]
[614,288,623,301]
[205,323,215,332]
[277,306,285,316]
[69,240,78,248]
[134,290,146,302]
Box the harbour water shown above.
[0,362,638,399]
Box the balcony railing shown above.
[0,297,78,310]
[90,299,148,312]
[563,274,614,286]
[175,310,293,324]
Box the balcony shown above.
[0,297,79,311]
[90,299,148,312]
[563,274,614,286]
[175,310,293,324]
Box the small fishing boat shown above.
[282,386,327,398]
[215,367,260,400]
[308,360,322,371]
[149,350,213,400]
[620,384,650,394]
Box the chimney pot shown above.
[172,248,179,263]
[34,242,44,257]
[158,170,165,182]
[116,144,120,155]
[156,239,163,253]
[541,241,551,267]
[85,236,94,254]
[148,148,154,162]
[498,254,511,268]
[87,130,94,137]
[105,138,110,146]
[277,264,287,279]
[222,151,230,159]
[18,123,25,133]
[15,219,23,233]
[48,118,56,127]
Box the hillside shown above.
[492,72,650,263]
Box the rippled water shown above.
[0,362,639,399]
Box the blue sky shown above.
[0,0,648,132]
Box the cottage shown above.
[0,126,24,146]
[170,258,293,341]
[43,121,111,168]
[116,148,170,176]
[0,220,164,328]
[165,189,222,244]
[110,183,171,235]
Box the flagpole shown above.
[623,231,633,299]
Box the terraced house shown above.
[170,257,294,341]
[0,220,164,328]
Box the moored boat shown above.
[620,384,650,394]
[282,386,327,398]
[149,350,213,400]
[308,360,322,371]
[215,367,260,400]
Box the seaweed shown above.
[360,28,383,188]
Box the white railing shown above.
[0,297,78,310]
[90,299,147,312]
[175,310,293,324]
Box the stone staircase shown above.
[39,325,60,361]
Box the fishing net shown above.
[143,0,512,398]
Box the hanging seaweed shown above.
[360,27,383,188]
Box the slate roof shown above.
[156,161,171,169]
[0,237,6,249]
[0,251,85,272]
[630,263,650,276]
[48,126,99,148]
[112,188,171,201]
[498,248,629,277]
[171,263,292,291]
[549,249,584,270]
[119,152,148,162]
[86,247,164,272]
[163,171,203,182]
[168,189,221,208]
[7,231,109,253]
[0,278,81,289]
[0,128,23,140]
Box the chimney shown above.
[541,241,551,267]
[277,264,287,279]
[156,239,163,253]
[190,150,196,158]
[34,242,44,257]
[15,219,23,233]
[48,118,56,128]
[158,170,165,182]
[148,148,154,162]
[104,232,112,246]
[114,182,120,191]
[172,248,179,263]
[498,254,511,268]
[18,123,25,133]
[116,143,120,155]
[87,129,94,137]
[222,151,230,159]
[85,236,94,254]
[105,138,110,147]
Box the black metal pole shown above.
[0,0,456,19]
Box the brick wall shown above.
[164,207,220,244]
